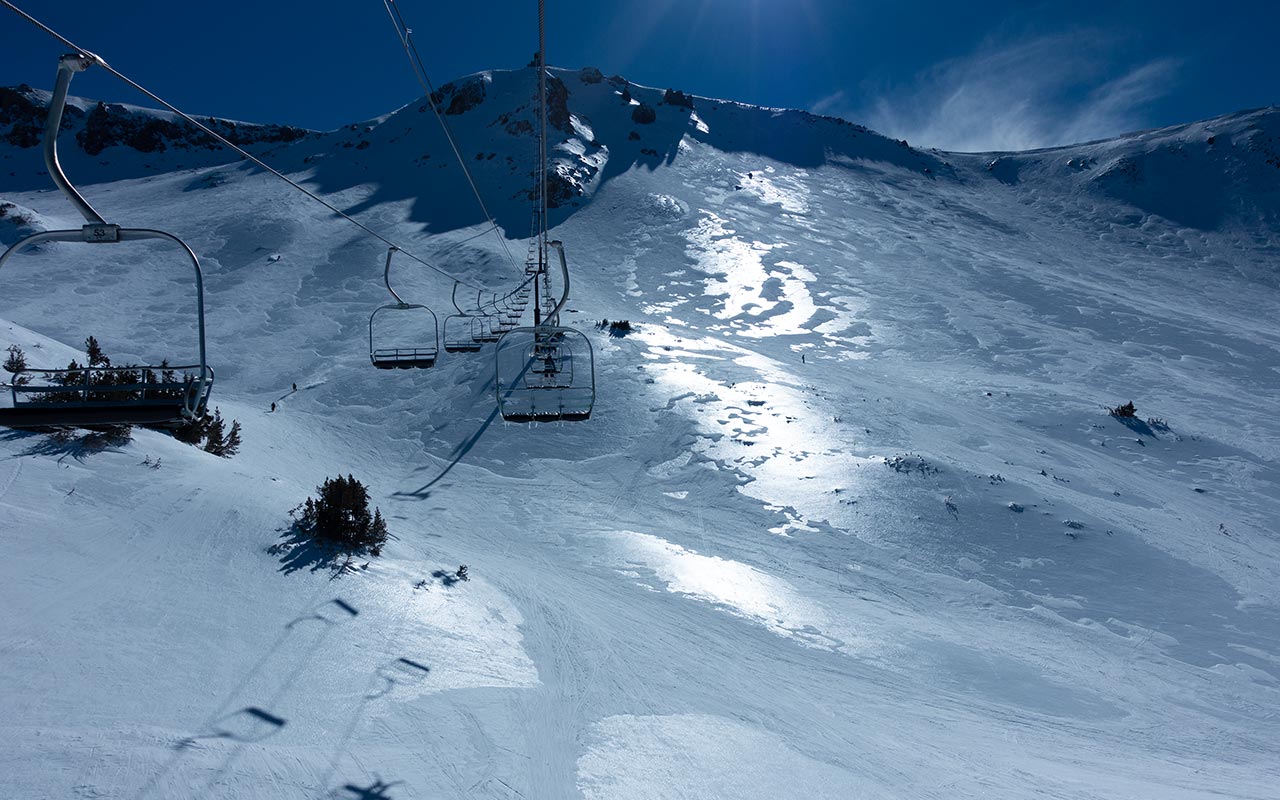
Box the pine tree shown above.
[172,413,208,444]
[223,420,242,457]
[84,336,110,367]
[3,345,29,386]
[369,509,387,555]
[3,344,25,374]
[203,407,226,455]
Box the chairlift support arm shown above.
[47,53,106,225]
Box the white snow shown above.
[1,65,1278,798]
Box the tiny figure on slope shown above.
[270,402,276,412]
[292,383,297,392]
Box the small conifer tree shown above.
[223,420,243,457]
[84,336,110,367]
[3,345,29,386]
[203,407,227,455]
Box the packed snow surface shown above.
[2,67,1279,798]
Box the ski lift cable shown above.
[0,0,513,295]
[381,0,522,278]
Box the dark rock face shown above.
[546,74,571,132]
[0,85,62,148]
[663,88,695,109]
[1,85,308,155]
[79,102,177,155]
[631,103,657,125]
[546,169,576,206]
[431,77,486,116]
[579,67,604,84]
[506,119,534,136]
[526,158,601,210]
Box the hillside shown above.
[2,68,1279,799]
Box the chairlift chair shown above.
[442,315,484,352]
[0,54,213,429]
[471,315,501,343]
[441,282,484,352]
[369,247,439,369]
[494,241,594,422]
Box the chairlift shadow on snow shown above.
[394,402,503,499]
[317,656,430,795]
[176,706,287,747]
[366,657,431,700]
[133,596,359,799]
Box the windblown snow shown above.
[2,67,1279,799]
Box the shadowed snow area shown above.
[2,68,1279,798]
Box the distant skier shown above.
[270,402,276,412]
[801,353,806,364]
[292,382,297,392]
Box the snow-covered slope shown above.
[2,68,1278,799]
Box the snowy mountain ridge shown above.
[2,63,1279,799]
[7,67,1278,236]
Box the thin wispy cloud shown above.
[814,33,1179,153]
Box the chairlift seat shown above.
[370,299,438,370]
[371,348,437,369]
[0,402,192,428]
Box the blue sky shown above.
[3,0,1277,152]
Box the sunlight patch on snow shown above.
[648,451,694,478]
[387,563,540,696]
[607,531,851,650]
[684,212,838,339]
[739,168,811,214]
[685,211,784,320]
[577,714,871,799]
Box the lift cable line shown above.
[0,0,514,295]
[381,0,522,278]
[493,0,596,422]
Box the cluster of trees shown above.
[4,337,240,458]
[173,406,241,457]
[293,474,388,556]
[5,337,191,404]
[595,319,633,337]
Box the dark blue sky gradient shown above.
[3,0,1276,150]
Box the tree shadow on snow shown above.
[269,526,385,579]
[429,569,466,588]
[1113,415,1157,437]
[333,778,402,799]
[0,426,132,463]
